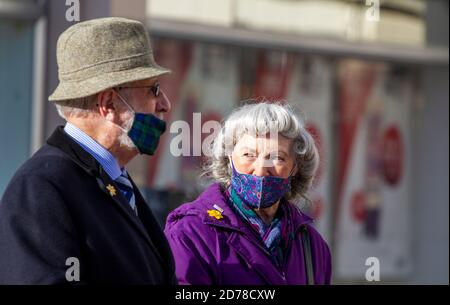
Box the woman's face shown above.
[231,133,297,178]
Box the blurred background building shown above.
[0,0,448,284]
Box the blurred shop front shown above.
[0,0,46,197]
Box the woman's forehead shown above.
[234,133,292,152]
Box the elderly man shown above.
[0,17,176,284]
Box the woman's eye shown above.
[272,156,285,162]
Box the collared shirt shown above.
[64,122,123,180]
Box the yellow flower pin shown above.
[106,184,117,196]
[207,209,223,220]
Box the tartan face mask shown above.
[115,91,166,155]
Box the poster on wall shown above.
[286,55,334,242]
[246,50,333,240]
[334,60,415,280]
[126,39,193,191]
[251,50,294,101]
[150,41,239,194]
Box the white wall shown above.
[409,0,449,284]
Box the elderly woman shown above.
[165,102,332,285]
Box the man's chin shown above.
[118,133,137,151]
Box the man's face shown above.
[116,78,171,120]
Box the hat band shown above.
[59,52,155,82]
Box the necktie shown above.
[115,171,137,215]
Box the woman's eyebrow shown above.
[267,149,288,156]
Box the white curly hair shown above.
[202,101,319,203]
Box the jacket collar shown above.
[199,183,313,233]
[64,122,122,180]
[47,125,101,176]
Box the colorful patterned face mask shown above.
[116,91,166,155]
[230,158,295,209]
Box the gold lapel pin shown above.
[207,204,224,220]
[207,209,223,220]
[106,184,117,197]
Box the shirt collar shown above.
[64,122,122,180]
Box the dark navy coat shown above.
[0,126,176,284]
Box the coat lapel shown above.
[128,177,169,268]
[95,162,165,265]
[47,126,163,262]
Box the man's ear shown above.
[96,89,116,119]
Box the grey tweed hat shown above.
[49,17,170,101]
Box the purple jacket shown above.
[165,183,332,285]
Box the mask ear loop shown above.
[115,89,136,114]
[288,162,297,177]
[113,89,136,133]
[282,162,297,207]
[228,156,236,188]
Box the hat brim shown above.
[49,65,171,102]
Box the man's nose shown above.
[157,91,171,113]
